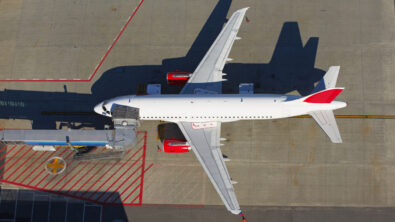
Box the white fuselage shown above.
[94,94,346,122]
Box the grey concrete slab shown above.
[119,205,395,222]
[0,1,395,221]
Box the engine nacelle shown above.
[166,71,192,85]
[163,138,191,153]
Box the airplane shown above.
[93,7,347,220]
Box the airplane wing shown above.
[180,7,249,94]
[177,122,241,215]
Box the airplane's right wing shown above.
[177,121,241,215]
[180,8,249,94]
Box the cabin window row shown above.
[140,116,273,119]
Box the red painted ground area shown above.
[0,0,144,82]
[0,131,152,206]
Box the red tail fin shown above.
[303,88,344,103]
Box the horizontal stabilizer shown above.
[310,110,342,143]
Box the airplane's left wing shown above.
[177,122,241,214]
[180,8,249,94]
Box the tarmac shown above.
[1,0,395,221]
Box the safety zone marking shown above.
[0,131,151,206]
[0,0,144,82]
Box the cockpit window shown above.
[102,103,111,114]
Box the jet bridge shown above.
[0,105,139,153]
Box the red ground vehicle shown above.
[163,138,191,153]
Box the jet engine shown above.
[166,71,192,85]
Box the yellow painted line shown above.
[293,115,395,119]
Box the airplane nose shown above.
[94,102,104,114]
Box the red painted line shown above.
[127,186,141,204]
[144,163,153,174]
[6,149,38,181]
[41,152,74,189]
[138,132,148,204]
[115,176,141,203]
[86,0,145,82]
[31,169,48,187]
[66,162,99,192]
[106,162,149,202]
[73,162,111,194]
[0,145,25,171]
[0,145,30,178]
[0,145,17,162]
[103,165,143,203]
[0,0,145,82]
[139,164,160,197]
[77,160,121,196]
[20,151,59,185]
[118,163,153,204]
[0,144,8,155]
[86,146,143,199]
[78,148,135,197]
[119,161,153,198]
[30,148,69,187]
[97,157,143,202]
[119,166,153,204]
[131,136,146,148]
[12,150,49,182]
[59,161,93,191]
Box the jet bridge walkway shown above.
[0,105,140,150]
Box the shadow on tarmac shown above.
[0,0,324,129]
[0,188,129,222]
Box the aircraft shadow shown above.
[0,0,324,129]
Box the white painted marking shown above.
[14,189,19,221]
[82,201,86,221]
[99,205,103,222]
[192,122,218,129]
[32,145,56,151]
[47,196,52,222]
[64,198,69,222]
[30,192,35,222]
